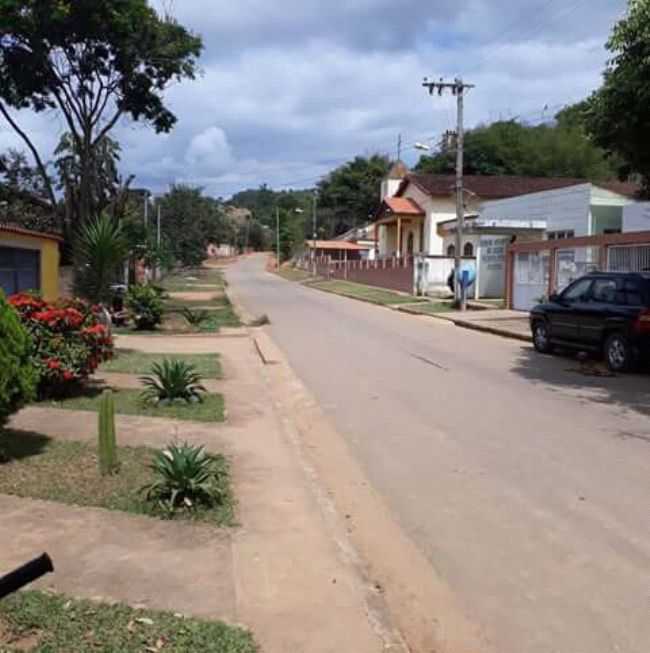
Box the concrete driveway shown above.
[227,254,650,653]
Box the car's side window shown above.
[591,278,617,303]
[615,279,643,306]
[562,278,592,302]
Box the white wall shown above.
[381,178,403,201]
[481,184,592,237]
[623,203,650,233]
[401,184,456,255]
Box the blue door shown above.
[0,246,40,296]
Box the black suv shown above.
[530,272,650,372]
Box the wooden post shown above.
[397,217,402,258]
[344,249,348,279]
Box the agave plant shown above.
[141,442,226,514]
[181,307,210,328]
[139,359,206,405]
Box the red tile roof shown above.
[384,196,425,216]
[0,223,63,242]
[400,174,641,201]
[307,240,370,251]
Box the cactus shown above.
[98,389,118,475]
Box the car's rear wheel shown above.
[604,333,634,372]
[532,320,553,354]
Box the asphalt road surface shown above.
[227,255,650,653]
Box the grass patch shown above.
[0,431,235,525]
[41,387,226,423]
[0,591,255,652]
[101,350,223,378]
[163,295,228,309]
[161,268,226,292]
[310,280,427,306]
[276,267,313,282]
[399,301,455,315]
[162,306,241,333]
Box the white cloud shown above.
[185,126,233,171]
[0,0,630,197]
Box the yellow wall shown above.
[0,232,60,301]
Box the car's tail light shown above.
[634,309,650,333]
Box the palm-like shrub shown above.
[74,214,128,305]
[139,359,206,405]
[125,285,164,330]
[181,307,210,328]
[141,442,227,514]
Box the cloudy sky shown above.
[0,0,629,199]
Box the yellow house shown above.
[0,224,62,301]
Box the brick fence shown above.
[311,256,415,294]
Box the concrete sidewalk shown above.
[4,333,401,653]
[400,306,532,342]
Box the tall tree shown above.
[159,185,229,266]
[54,132,134,232]
[583,0,650,194]
[0,0,202,223]
[415,117,619,180]
[0,148,58,232]
[317,155,391,236]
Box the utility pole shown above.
[311,191,318,275]
[397,133,402,161]
[144,191,149,229]
[276,206,280,270]
[156,203,161,247]
[422,77,474,310]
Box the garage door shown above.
[0,246,40,297]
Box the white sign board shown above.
[479,236,508,298]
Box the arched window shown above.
[463,242,474,257]
[447,244,455,257]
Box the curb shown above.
[451,319,532,343]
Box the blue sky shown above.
[0,0,629,199]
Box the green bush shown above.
[141,442,227,516]
[0,292,37,430]
[139,359,206,405]
[125,285,163,330]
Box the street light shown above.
[414,142,431,152]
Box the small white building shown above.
[623,202,650,233]
[374,165,641,299]
[374,167,627,258]
[480,181,639,240]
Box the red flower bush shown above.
[8,293,114,395]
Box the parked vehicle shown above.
[530,272,650,372]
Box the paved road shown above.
[227,255,650,653]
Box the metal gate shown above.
[555,246,599,291]
[607,244,650,273]
[512,251,550,310]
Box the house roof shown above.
[399,174,641,201]
[306,240,370,251]
[0,223,63,242]
[384,197,425,216]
